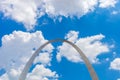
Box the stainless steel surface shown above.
[19,39,99,80]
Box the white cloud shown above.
[0,74,8,80]
[0,0,98,30]
[110,58,120,70]
[57,31,110,63]
[99,0,117,8]
[0,31,58,80]
[0,67,22,80]
[1,0,117,30]
[34,52,52,66]
[0,64,58,80]
[44,0,97,18]
[0,30,53,69]
[0,0,44,30]
[65,31,79,42]
[27,65,58,80]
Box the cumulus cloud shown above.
[0,64,58,80]
[44,0,97,18]
[0,0,117,30]
[99,0,117,8]
[0,0,44,30]
[0,31,58,80]
[110,58,120,70]
[26,65,58,80]
[0,30,53,69]
[57,31,110,63]
[34,52,52,66]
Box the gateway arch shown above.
[19,39,99,80]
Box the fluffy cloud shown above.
[0,31,58,80]
[34,52,52,66]
[57,31,110,63]
[99,0,117,8]
[110,58,120,70]
[0,0,44,30]
[26,65,58,80]
[0,0,117,30]
[44,0,97,18]
[0,30,53,69]
[0,64,58,80]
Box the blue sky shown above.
[0,0,120,80]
